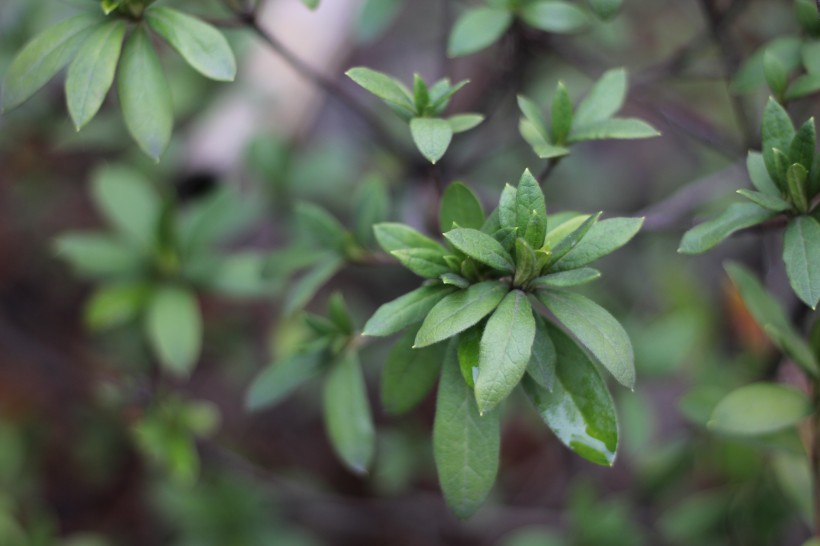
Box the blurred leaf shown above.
[732,37,802,93]
[499,527,563,546]
[205,252,280,298]
[519,1,589,33]
[659,490,729,543]
[574,67,626,126]
[283,257,343,315]
[355,0,404,42]
[54,233,142,278]
[773,451,813,527]
[353,175,389,247]
[146,286,202,377]
[784,215,820,309]
[678,203,774,254]
[346,66,414,113]
[709,382,810,435]
[804,41,820,73]
[381,328,446,414]
[301,0,320,9]
[85,281,149,330]
[91,165,161,249]
[588,0,622,20]
[295,201,350,252]
[763,50,788,97]
[410,117,453,164]
[246,349,325,411]
[447,7,512,57]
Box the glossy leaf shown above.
[118,25,174,160]
[323,351,375,474]
[415,281,509,348]
[91,165,161,249]
[246,349,325,411]
[433,342,500,519]
[410,117,453,164]
[573,68,626,126]
[447,7,513,57]
[709,383,811,436]
[553,217,642,270]
[783,215,820,309]
[523,323,618,466]
[440,182,485,231]
[475,290,536,413]
[678,203,773,254]
[65,20,127,130]
[146,286,202,377]
[444,228,514,273]
[364,284,455,337]
[538,290,635,388]
[519,1,589,33]
[381,328,446,414]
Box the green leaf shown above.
[145,6,235,82]
[323,351,375,474]
[762,98,795,186]
[784,215,820,309]
[736,189,791,212]
[678,203,774,254]
[415,281,509,348]
[552,217,642,270]
[440,182,485,231]
[328,292,354,335]
[444,228,514,273]
[65,20,127,130]
[789,118,816,173]
[447,7,513,57]
[530,268,601,289]
[429,79,470,113]
[574,67,627,126]
[588,0,622,20]
[410,117,454,164]
[433,341,500,519]
[145,286,202,377]
[353,176,390,247]
[441,272,471,289]
[709,383,811,436]
[763,50,788,97]
[301,0,320,8]
[381,328,446,414]
[448,113,484,133]
[513,237,537,286]
[523,322,618,466]
[519,1,589,33]
[364,284,455,337]
[746,151,781,196]
[295,201,350,252]
[346,66,415,112]
[84,282,149,331]
[724,262,818,376]
[54,233,141,278]
[245,349,324,411]
[546,211,600,268]
[804,41,820,73]
[374,222,443,253]
[786,163,809,213]
[569,118,660,142]
[91,165,161,249]
[537,290,635,388]
[517,94,549,142]
[475,290,536,413]
[516,169,548,249]
[118,25,173,160]
[786,73,820,101]
[2,13,102,111]
[458,326,481,388]
[413,73,429,112]
[773,452,813,528]
[527,316,556,390]
[391,248,451,278]
[520,121,571,159]
[732,37,803,93]
[550,82,573,145]
[355,0,404,43]
[283,257,343,314]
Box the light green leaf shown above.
[537,290,635,388]
[283,257,343,314]
[447,7,513,57]
[323,351,375,474]
[374,222,444,253]
[588,0,622,20]
[763,50,788,97]
[732,37,802,93]
[773,451,813,528]
[784,215,820,309]
[569,118,660,142]
[523,322,618,466]
[786,73,820,100]
[91,165,161,249]
[805,41,820,74]
[789,118,816,173]
[346,66,415,112]
[434,341,500,519]
[746,151,781,196]
[448,113,484,133]
[574,67,626,126]
[415,281,509,348]
[391,247,451,278]
[353,175,390,247]
[551,82,573,144]
[444,228,514,273]
[736,189,791,212]
[552,217,642,270]
[118,25,173,160]
[65,20,127,130]
[543,213,589,248]
[355,0,404,43]
[519,1,589,33]
[678,203,773,254]
[498,184,518,230]
[475,290,536,413]
[295,201,350,252]
[440,182,485,231]
[530,268,601,289]
[363,284,455,337]
[301,0,320,9]
[762,98,795,186]
[54,233,141,278]
[516,169,548,248]
[441,272,471,289]
[2,13,102,111]
[709,383,811,436]
[146,6,236,82]
[527,316,556,390]
[381,328,446,414]
[410,117,453,164]
[145,286,202,377]
[517,94,549,141]
[245,349,324,411]
[546,211,600,268]
[84,282,149,331]
[786,163,809,213]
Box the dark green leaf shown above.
[523,322,618,466]
[529,268,601,289]
[413,73,429,112]
[678,203,773,254]
[118,25,174,160]
[498,184,518,230]
[513,237,537,286]
[553,217,642,270]
[374,222,443,253]
[458,327,481,388]
[381,328,446,414]
[588,0,622,20]
[415,281,509,348]
[323,351,375,474]
[475,290,536,413]
[245,349,324,411]
[444,228,514,273]
[433,341,500,519]
[519,1,589,33]
[145,286,202,377]
[569,118,660,142]
[515,169,548,249]
[763,50,788,97]
[447,7,513,57]
[784,215,820,309]
[550,82,573,144]
[787,163,809,213]
[709,383,811,436]
[364,284,455,336]
[573,67,626,126]
[410,117,453,164]
[145,6,236,82]
[346,66,415,112]
[91,165,161,249]
[527,316,556,390]
[440,182,485,231]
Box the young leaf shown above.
[440,182,485,231]
[513,238,537,286]
[84,282,149,331]
[736,189,791,212]
[410,117,453,164]
[551,82,573,145]
[789,118,816,173]
[323,351,375,475]
[552,217,642,270]
[145,286,202,377]
[569,118,660,142]
[448,113,484,133]
[458,327,481,388]
[747,151,781,196]
[443,228,514,273]
[786,163,809,213]
[381,328,446,414]
[527,316,557,390]
[328,292,354,335]
[91,165,161,250]
[391,248,451,278]
[245,349,325,411]
[709,383,811,436]
[763,51,788,97]
[118,25,174,160]
[783,215,820,309]
[761,98,795,185]
[433,342,500,519]
[415,281,509,348]
[678,203,774,254]
[346,67,415,112]
[2,14,102,111]
[529,268,601,289]
[515,169,548,249]
[519,1,589,33]
[65,20,127,130]
[517,94,550,142]
[498,184,518,230]
[573,68,627,127]
[475,290,536,413]
[537,290,635,389]
[441,272,471,289]
[785,73,820,101]
[145,7,236,82]
[447,7,513,57]
[374,222,444,253]
[54,233,142,278]
[363,284,456,337]
[523,322,618,466]
[545,211,600,268]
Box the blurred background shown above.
[0,0,818,544]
